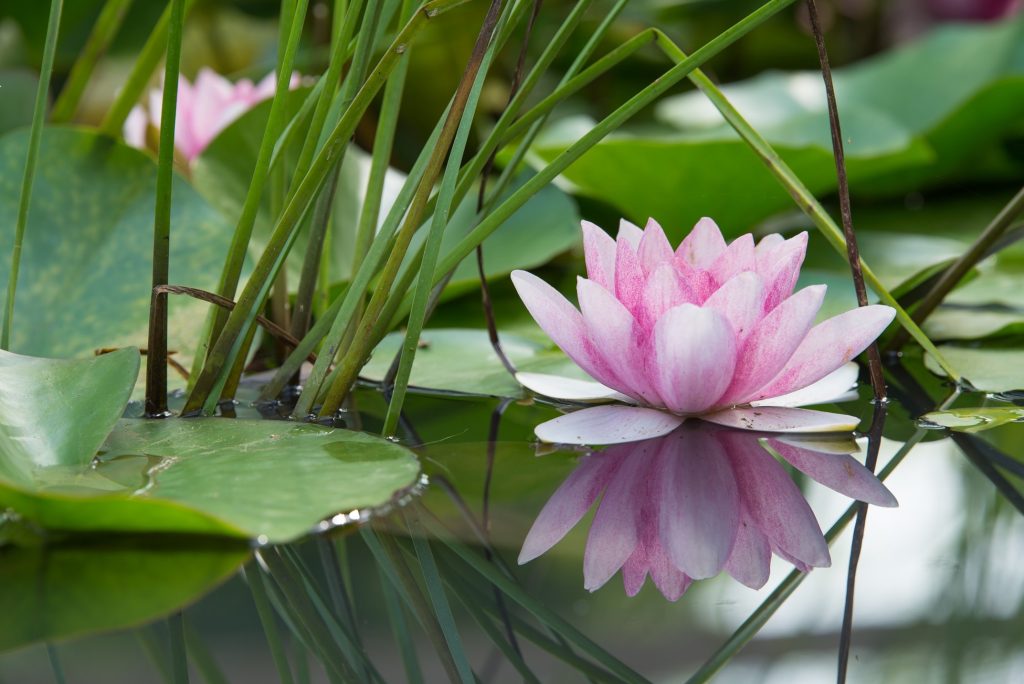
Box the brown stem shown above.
[806,0,886,403]
[887,184,1024,352]
[155,285,318,363]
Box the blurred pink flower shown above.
[511,218,895,443]
[519,423,897,600]
[123,67,301,162]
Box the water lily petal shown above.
[724,509,772,589]
[676,217,727,268]
[759,232,808,313]
[649,304,736,414]
[752,362,859,408]
[703,271,767,346]
[511,270,618,388]
[519,452,625,564]
[659,429,740,579]
[720,285,825,405]
[614,233,646,318]
[534,406,684,445]
[617,218,644,249]
[638,218,674,273]
[515,372,633,403]
[750,305,896,403]
[581,220,617,289]
[724,434,830,569]
[754,233,784,259]
[710,233,756,285]
[640,262,688,331]
[702,406,860,433]
[578,278,660,403]
[768,439,898,507]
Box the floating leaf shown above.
[0,544,248,652]
[0,127,234,392]
[0,419,421,543]
[923,308,1024,341]
[362,328,585,398]
[529,17,1024,234]
[920,406,1024,433]
[925,346,1024,393]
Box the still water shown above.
[1,358,1022,683]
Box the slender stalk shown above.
[836,402,887,683]
[183,0,472,415]
[806,0,885,402]
[2,0,63,351]
[144,0,186,416]
[315,0,511,417]
[244,565,296,684]
[888,184,1024,351]
[50,0,134,122]
[182,622,229,684]
[99,0,196,137]
[380,0,504,435]
[46,644,66,684]
[168,613,190,684]
[291,167,342,338]
[378,562,424,684]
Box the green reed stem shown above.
[168,613,190,684]
[46,643,67,684]
[378,562,424,684]
[315,0,512,417]
[244,565,296,684]
[206,0,309,342]
[1,0,62,351]
[99,0,196,137]
[50,0,133,122]
[184,0,472,415]
[381,2,499,435]
[143,0,185,415]
[182,622,229,684]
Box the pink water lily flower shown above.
[511,218,896,444]
[519,423,897,600]
[124,67,301,162]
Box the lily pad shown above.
[923,307,1024,341]
[0,127,234,390]
[0,544,249,652]
[920,406,1024,433]
[0,418,421,543]
[925,346,1024,393]
[362,328,584,398]
[529,17,1024,235]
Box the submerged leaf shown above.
[920,406,1024,433]
[925,346,1024,393]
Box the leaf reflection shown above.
[520,422,896,600]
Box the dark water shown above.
[2,357,1023,684]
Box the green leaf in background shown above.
[0,419,422,543]
[528,16,1024,236]
[925,346,1024,393]
[0,69,40,135]
[362,328,584,398]
[0,543,248,652]
[923,308,1024,341]
[921,406,1024,433]
[0,127,234,391]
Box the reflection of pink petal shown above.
[724,433,830,569]
[769,438,898,507]
[724,507,771,589]
[702,406,860,433]
[535,406,684,445]
[519,450,625,564]
[659,430,739,579]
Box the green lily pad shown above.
[529,17,1024,236]
[0,126,234,392]
[920,406,1024,433]
[362,328,585,398]
[925,346,1024,393]
[0,419,421,543]
[923,308,1024,341]
[0,543,249,652]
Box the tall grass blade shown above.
[168,613,190,684]
[2,0,63,351]
[379,561,424,684]
[244,564,296,684]
[182,621,229,684]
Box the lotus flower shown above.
[124,67,301,162]
[510,218,896,444]
[519,422,897,600]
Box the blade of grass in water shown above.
[50,0,134,122]
[244,564,296,684]
[46,644,66,684]
[182,621,228,684]
[379,560,424,684]
[168,613,190,684]
[99,0,197,136]
[453,590,542,684]
[144,0,186,416]
[2,0,63,351]
[137,626,175,684]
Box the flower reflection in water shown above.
[519,420,896,601]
